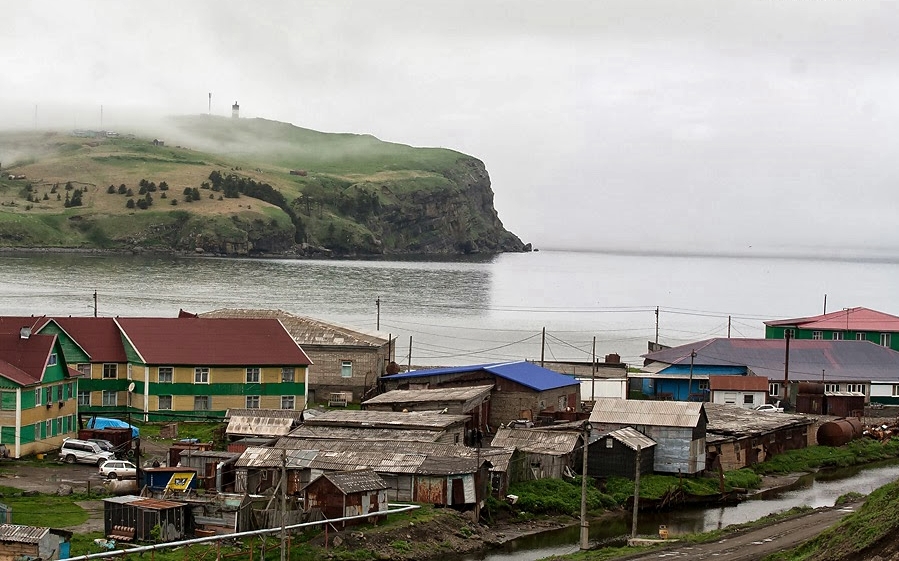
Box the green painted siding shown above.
[21,424,34,444]
[765,326,899,351]
[21,390,35,409]
[39,323,90,363]
[147,382,305,396]
[0,377,18,390]
[122,336,143,365]
[0,426,13,445]
[0,391,14,410]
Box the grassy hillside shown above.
[0,117,525,255]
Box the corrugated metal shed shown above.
[235,446,318,468]
[589,398,704,428]
[363,385,493,405]
[417,456,482,475]
[311,450,426,474]
[289,426,443,443]
[0,524,49,543]
[313,470,388,494]
[704,402,814,443]
[301,410,469,429]
[490,428,581,455]
[604,427,656,451]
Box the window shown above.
[246,395,260,408]
[769,382,780,397]
[158,367,173,383]
[698,380,709,391]
[194,396,210,410]
[76,363,91,376]
[158,395,173,410]
[743,394,755,405]
[246,368,260,383]
[832,332,843,340]
[825,384,840,393]
[893,385,899,397]
[784,329,795,339]
[194,367,209,384]
[56,385,63,402]
[281,367,295,383]
[102,391,117,407]
[856,333,866,341]
[103,364,118,379]
[47,353,57,367]
[606,438,613,449]
[34,388,42,406]
[340,361,353,378]
[77,391,90,407]
[881,333,892,347]
[812,331,823,340]
[281,395,295,410]
[127,364,132,380]
[847,384,865,394]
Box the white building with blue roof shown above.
[381,361,581,429]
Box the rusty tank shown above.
[816,417,863,447]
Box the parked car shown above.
[98,459,137,480]
[87,439,116,453]
[60,438,116,466]
[754,403,784,413]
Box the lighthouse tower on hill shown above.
[232,102,239,119]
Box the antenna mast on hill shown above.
[208,92,212,114]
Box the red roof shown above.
[0,333,56,386]
[0,316,48,336]
[709,375,769,392]
[765,307,899,332]
[115,318,312,366]
[48,317,128,363]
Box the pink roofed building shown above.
[765,307,899,352]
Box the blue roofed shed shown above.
[382,361,581,429]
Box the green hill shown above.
[0,116,527,256]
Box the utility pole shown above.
[823,294,827,315]
[93,291,98,317]
[631,446,641,538]
[376,297,381,330]
[783,331,791,404]
[540,327,545,367]
[280,448,287,561]
[579,420,592,550]
[591,337,596,402]
[655,307,659,345]
[407,336,412,372]
[687,350,696,401]
[727,316,731,338]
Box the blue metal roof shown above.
[385,361,579,392]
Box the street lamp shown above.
[580,420,593,550]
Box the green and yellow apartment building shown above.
[38,316,312,421]
[0,323,80,458]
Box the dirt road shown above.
[622,504,856,561]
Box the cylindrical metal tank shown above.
[817,418,864,447]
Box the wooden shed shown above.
[588,427,656,479]
[103,496,191,542]
[824,391,865,418]
[589,398,707,474]
[0,524,71,561]
[177,450,239,492]
[302,470,388,527]
[234,447,317,495]
[490,427,582,479]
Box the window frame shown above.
[47,353,58,367]
[340,361,353,378]
[158,395,173,410]
[194,367,210,384]
[102,363,118,379]
[280,395,295,410]
[856,333,866,341]
[246,367,260,384]
[102,390,117,407]
[246,395,260,409]
[812,331,823,340]
[35,387,42,406]
[881,333,892,347]
[77,391,90,407]
[769,382,780,397]
[194,395,210,411]
[832,332,843,341]
[281,367,295,383]
[76,363,91,376]
[158,366,174,383]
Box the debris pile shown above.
[862,420,899,442]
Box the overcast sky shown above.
[4,1,899,256]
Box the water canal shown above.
[461,460,899,560]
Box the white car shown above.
[754,403,784,413]
[99,460,137,480]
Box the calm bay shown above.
[2,249,898,367]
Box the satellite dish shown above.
[127,382,135,393]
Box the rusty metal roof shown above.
[302,409,469,429]
[709,375,769,391]
[311,470,388,494]
[200,309,389,347]
[130,498,188,510]
[589,398,705,428]
[603,427,656,451]
[417,456,483,475]
[310,450,426,474]
[235,446,318,468]
[0,524,49,543]
[363,385,493,405]
[491,428,581,455]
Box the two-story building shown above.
[765,307,899,351]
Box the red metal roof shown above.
[0,316,48,335]
[765,307,899,332]
[115,318,312,366]
[0,333,56,386]
[48,317,128,363]
[709,375,769,392]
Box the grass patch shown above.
[509,478,617,516]
[752,439,899,476]
[0,486,91,527]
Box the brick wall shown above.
[306,345,390,403]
